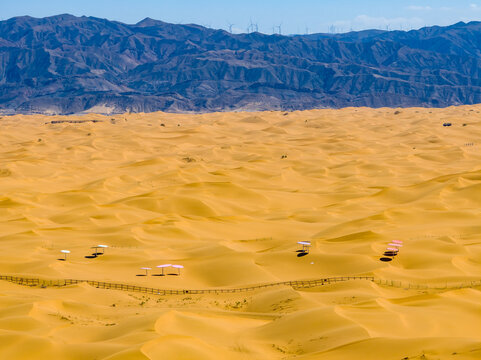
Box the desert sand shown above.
[0,106,480,359]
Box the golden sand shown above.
[0,107,480,359]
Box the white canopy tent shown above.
[156,264,172,276]
[60,249,70,260]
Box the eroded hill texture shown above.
[2,15,481,114]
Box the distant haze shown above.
[2,0,481,34]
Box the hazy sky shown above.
[3,1,481,34]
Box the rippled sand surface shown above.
[1,107,481,359]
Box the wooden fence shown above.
[1,275,480,296]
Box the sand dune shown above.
[0,106,481,359]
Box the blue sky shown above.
[3,0,481,34]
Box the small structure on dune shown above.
[91,245,101,256]
[156,264,172,276]
[139,267,151,276]
[171,264,184,276]
[297,241,311,257]
[84,245,109,259]
[97,244,108,254]
[60,250,70,261]
[380,240,403,262]
[388,242,402,247]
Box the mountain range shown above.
[2,14,481,114]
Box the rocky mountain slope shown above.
[2,14,481,114]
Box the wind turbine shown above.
[276,23,282,35]
[247,19,258,33]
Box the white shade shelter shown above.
[156,264,172,276]
[388,243,403,247]
[386,247,399,252]
[392,240,403,244]
[97,245,108,254]
[60,250,70,260]
[140,267,151,276]
[297,241,311,253]
[172,264,184,275]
